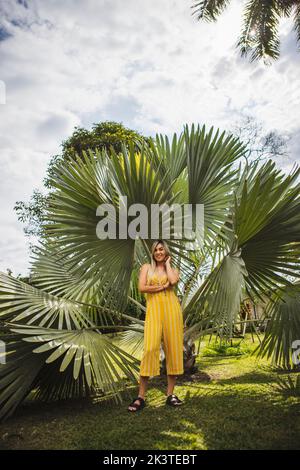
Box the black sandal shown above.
[166,394,184,406]
[127,396,146,412]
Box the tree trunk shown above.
[160,337,198,375]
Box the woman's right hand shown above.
[158,280,170,292]
[152,282,168,292]
[153,285,165,292]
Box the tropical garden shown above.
[0,119,300,446]
[1,0,300,450]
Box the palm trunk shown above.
[160,337,198,375]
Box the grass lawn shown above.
[0,334,299,450]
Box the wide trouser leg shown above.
[162,296,184,375]
[139,296,163,377]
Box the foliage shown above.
[1,338,299,450]
[1,122,300,422]
[14,121,149,238]
[201,340,253,357]
[191,0,300,63]
[275,373,300,396]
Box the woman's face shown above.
[153,243,166,262]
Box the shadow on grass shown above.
[0,369,299,450]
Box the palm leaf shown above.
[184,248,248,340]
[184,123,247,246]
[43,147,136,311]
[0,330,46,422]
[292,1,300,46]
[254,283,300,368]
[0,272,94,329]
[117,322,145,357]
[29,243,125,327]
[146,132,187,187]
[0,323,140,421]
[236,0,281,62]
[191,0,231,22]
[235,162,300,301]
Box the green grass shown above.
[201,338,254,357]
[0,335,299,450]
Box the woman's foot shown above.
[127,396,146,412]
[166,394,184,406]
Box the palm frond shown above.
[292,1,300,47]
[0,329,46,422]
[0,272,94,329]
[191,0,231,22]
[235,162,300,301]
[147,132,187,187]
[237,0,281,63]
[184,123,247,246]
[184,248,248,339]
[44,147,138,311]
[254,283,300,369]
[117,322,145,357]
[29,243,123,327]
[277,0,294,17]
[275,373,300,396]
[0,323,140,421]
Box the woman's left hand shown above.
[165,256,171,265]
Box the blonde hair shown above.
[149,239,171,275]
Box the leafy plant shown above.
[275,373,300,396]
[1,123,300,422]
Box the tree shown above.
[231,114,289,164]
[191,0,300,64]
[14,121,148,238]
[1,123,300,422]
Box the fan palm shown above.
[191,0,300,63]
[0,123,300,421]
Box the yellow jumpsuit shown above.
[139,270,184,377]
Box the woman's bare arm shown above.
[165,258,180,286]
[138,264,165,293]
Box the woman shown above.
[127,239,184,412]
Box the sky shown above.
[0,0,300,276]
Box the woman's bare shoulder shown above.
[139,264,151,280]
[140,263,151,271]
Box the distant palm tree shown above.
[191,0,300,63]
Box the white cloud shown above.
[0,0,299,274]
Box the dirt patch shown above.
[152,369,221,384]
[178,370,221,383]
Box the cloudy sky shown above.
[0,0,300,276]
